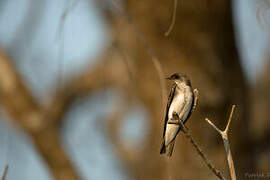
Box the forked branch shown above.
[192,88,199,112]
[205,105,237,180]
[174,116,226,180]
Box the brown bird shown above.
[160,73,194,157]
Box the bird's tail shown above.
[160,139,166,154]
[167,140,175,157]
[160,139,176,157]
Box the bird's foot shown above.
[168,112,188,130]
[168,112,183,125]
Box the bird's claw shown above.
[168,112,183,125]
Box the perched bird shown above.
[160,73,194,157]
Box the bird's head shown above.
[165,73,191,87]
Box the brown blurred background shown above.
[0,0,269,179]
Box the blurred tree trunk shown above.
[95,0,253,179]
[250,53,270,173]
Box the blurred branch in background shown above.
[0,51,79,180]
[164,0,178,37]
[256,0,270,29]
[105,101,139,172]
[56,0,80,41]
[0,43,134,179]
[110,0,168,106]
[1,165,8,180]
[48,46,132,128]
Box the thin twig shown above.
[224,105,235,134]
[152,57,167,105]
[192,88,199,113]
[174,115,226,180]
[56,0,80,41]
[205,118,222,134]
[205,105,237,180]
[110,0,167,106]
[165,0,178,36]
[1,165,8,180]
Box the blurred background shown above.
[0,0,269,179]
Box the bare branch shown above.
[192,88,199,112]
[205,105,237,180]
[173,114,226,180]
[205,118,222,134]
[165,0,178,36]
[225,105,235,134]
[1,165,8,180]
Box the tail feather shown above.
[160,139,176,157]
[167,140,175,157]
[160,140,166,154]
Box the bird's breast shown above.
[168,93,185,119]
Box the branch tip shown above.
[205,118,222,134]
[165,0,178,36]
[175,117,226,180]
[204,106,237,180]
[225,105,236,133]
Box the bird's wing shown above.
[183,89,194,123]
[177,87,194,121]
[162,83,177,137]
[174,88,194,136]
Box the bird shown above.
[160,73,194,157]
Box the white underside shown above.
[165,86,193,146]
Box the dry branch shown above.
[175,115,226,180]
[205,105,237,180]
[192,88,199,113]
[171,90,226,180]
